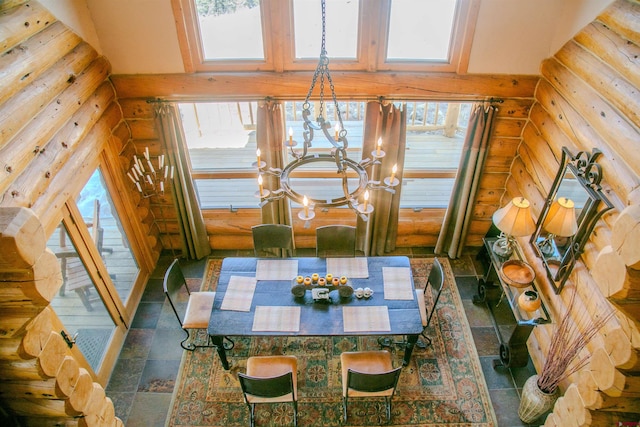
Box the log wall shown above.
[505,0,640,424]
[0,1,133,424]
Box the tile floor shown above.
[106,247,544,426]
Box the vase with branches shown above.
[518,286,615,423]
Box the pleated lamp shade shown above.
[543,197,578,237]
[493,197,536,237]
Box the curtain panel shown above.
[357,101,407,256]
[155,103,211,260]
[435,103,497,259]
[256,100,292,227]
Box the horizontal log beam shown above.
[111,72,538,100]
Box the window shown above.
[196,0,265,61]
[174,0,474,72]
[386,0,457,62]
[292,0,359,60]
[179,101,260,208]
[179,100,470,212]
[398,101,471,208]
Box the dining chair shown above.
[163,258,233,351]
[252,224,295,258]
[238,355,298,427]
[415,257,445,347]
[315,225,356,257]
[377,257,445,350]
[340,350,402,424]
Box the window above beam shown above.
[173,0,476,73]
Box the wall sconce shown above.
[539,197,578,257]
[492,197,536,257]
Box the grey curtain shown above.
[435,103,497,258]
[357,101,407,256]
[155,103,211,260]
[256,100,292,226]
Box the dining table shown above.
[208,256,423,370]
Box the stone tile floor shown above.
[106,247,544,426]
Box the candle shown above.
[131,167,138,180]
[363,190,369,211]
[144,146,149,160]
[134,163,143,176]
[334,123,340,141]
[376,137,382,156]
[258,174,264,197]
[158,154,164,169]
[303,196,309,217]
[160,181,164,193]
[390,164,397,183]
[164,165,168,179]
[256,148,261,166]
[170,166,174,179]
[147,175,153,185]
[289,127,293,145]
[135,181,142,193]
[147,159,155,174]
[127,172,136,184]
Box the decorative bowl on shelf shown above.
[518,290,541,312]
[500,260,535,288]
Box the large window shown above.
[179,100,470,212]
[175,0,474,72]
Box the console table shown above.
[473,237,552,368]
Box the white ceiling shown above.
[39,0,614,76]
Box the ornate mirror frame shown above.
[530,146,614,294]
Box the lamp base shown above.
[539,237,556,257]
[493,237,514,258]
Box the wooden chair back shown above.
[315,225,356,257]
[252,224,295,257]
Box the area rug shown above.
[167,258,496,426]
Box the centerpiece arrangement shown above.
[291,273,354,300]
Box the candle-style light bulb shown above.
[334,123,340,141]
[376,137,382,156]
[363,190,370,211]
[303,195,309,217]
[390,164,397,183]
[258,174,264,197]
[256,148,261,166]
[289,127,293,145]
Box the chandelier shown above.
[254,0,399,222]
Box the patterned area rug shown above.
[167,258,496,426]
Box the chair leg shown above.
[343,396,348,423]
[292,400,298,427]
[385,397,392,424]
[180,329,196,351]
[249,403,255,427]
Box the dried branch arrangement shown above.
[537,286,615,394]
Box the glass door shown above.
[48,168,140,383]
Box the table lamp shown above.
[492,197,536,257]
[539,197,578,257]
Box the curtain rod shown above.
[146,96,504,104]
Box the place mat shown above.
[383,266,415,300]
[326,257,369,278]
[252,306,301,332]
[256,259,298,281]
[342,306,391,332]
[220,276,257,312]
